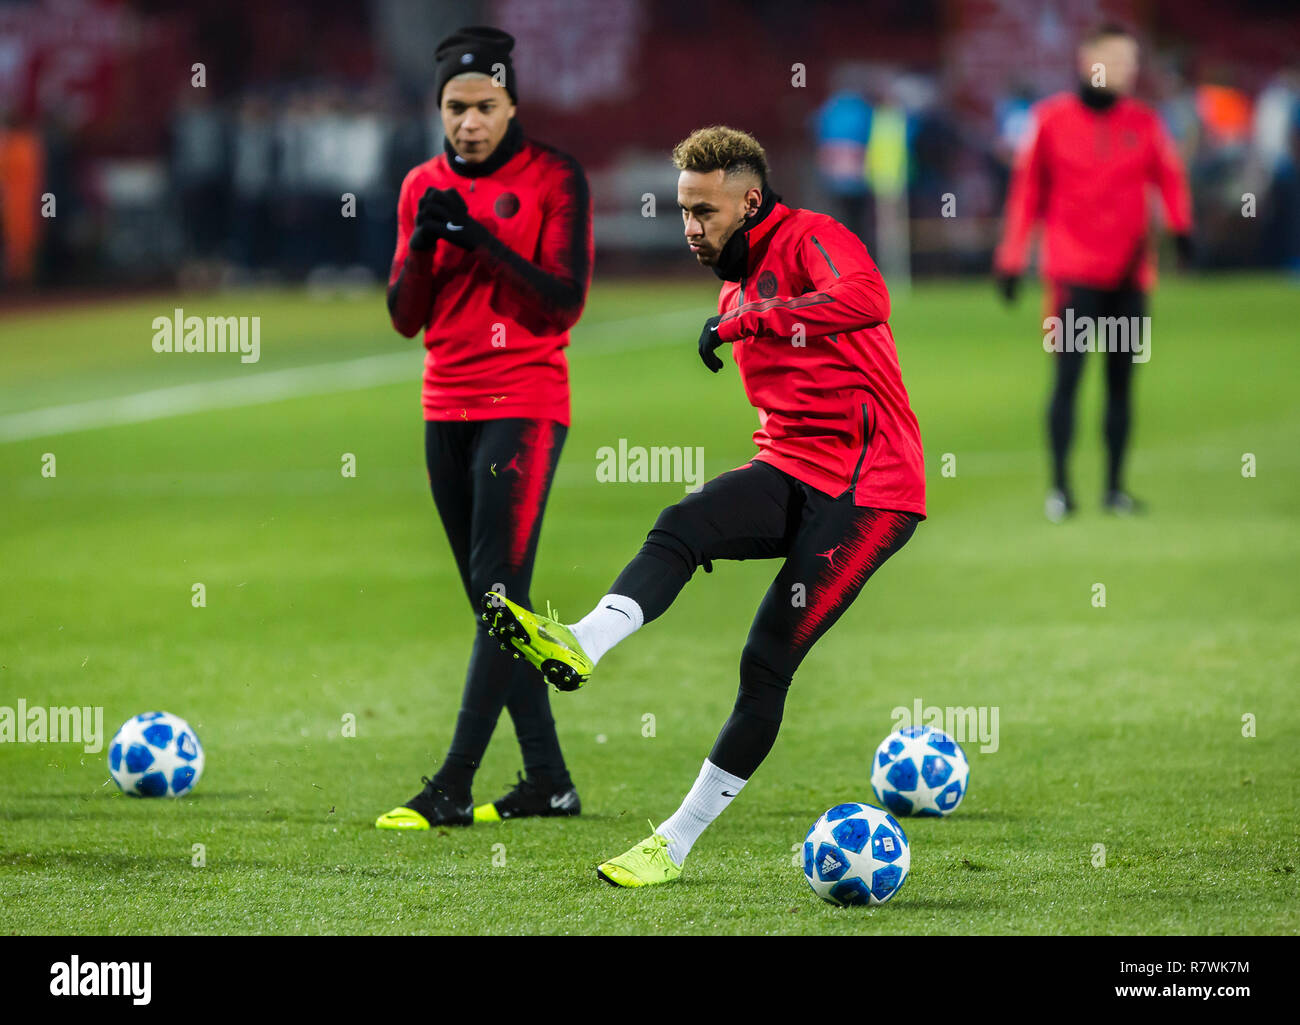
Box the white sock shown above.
[570,593,643,664]
[656,759,747,866]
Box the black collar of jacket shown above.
[713,183,784,282]
[1078,80,1119,111]
[444,118,525,178]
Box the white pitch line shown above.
[0,307,706,443]
[0,351,420,443]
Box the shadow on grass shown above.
[0,849,437,881]
[6,789,274,803]
[886,895,993,913]
[745,808,1025,827]
[0,791,378,827]
[0,849,279,873]
[0,806,301,824]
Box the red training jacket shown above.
[387,125,593,425]
[994,91,1192,291]
[713,202,926,517]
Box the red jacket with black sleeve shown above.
[387,122,593,425]
[713,200,926,517]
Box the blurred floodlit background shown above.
[0,0,1297,297]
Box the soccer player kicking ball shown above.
[994,22,1193,522]
[376,26,593,830]
[482,126,926,887]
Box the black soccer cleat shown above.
[473,771,581,822]
[1103,489,1146,516]
[375,776,473,829]
[1045,487,1076,523]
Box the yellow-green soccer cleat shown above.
[472,802,501,823]
[375,806,432,829]
[596,829,683,888]
[473,772,582,822]
[480,593,594,692]
[375,777,473,829]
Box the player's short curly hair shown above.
[671,126,769,184]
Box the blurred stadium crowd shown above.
[0,0,1297,293]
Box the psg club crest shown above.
[757,270,778,298]
[494,192,521,218]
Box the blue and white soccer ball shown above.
[108,712,204,797]
[871,725,969,817]
[803,802,910,907]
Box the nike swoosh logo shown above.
[537,625,568,648]
[445,222,464,231]
[721,790,737,798]
[549,792,575,809]
[605,605,631,620]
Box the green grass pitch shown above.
[1,275,1296,935]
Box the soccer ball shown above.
[871,725,969,817]
[108,712,204,797]
[803,802,910,907]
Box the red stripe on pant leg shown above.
[792,510,911,647]
[507,420,555,572]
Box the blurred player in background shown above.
[483,127,925,888]
[376,26,594,829]
[994,23,1193,521]
[0,114,46,287]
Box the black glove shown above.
[697,315,725,372]
[996,272,1020,305]
[422,187,491,250]
[408,187,442,251]
[1174,233,1194,270]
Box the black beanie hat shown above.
[435,26,517,105]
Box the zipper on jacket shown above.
[811,236,840,341]
[811,235,840,278]
[849,401,873,489]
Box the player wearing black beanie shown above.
[434,25,518,106]
[377,26,595,831]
